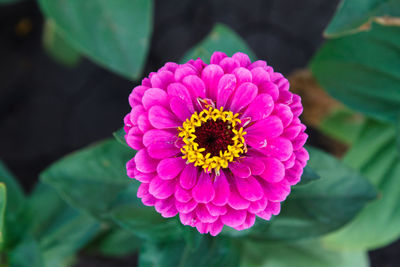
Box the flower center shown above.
[178,107,247,173]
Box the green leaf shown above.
[181,23,256,63]
[323,120,400,250]
[43,19,81,67]
[319,108,365,145]
[325,0,400,38]
[235,146,377,241]
[8,238,44,267]
[41,139,134,219]
[24,183,101,266]
[113,127,129,148]
[311,23,400,123]
[96,228,141,257]
[296,166,320,186]
[139,236,240,267]
[0,184,6,244]
[240,239,368,267]
[109,183,182,242]
[37,0,153,80]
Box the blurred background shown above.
[0,0,398,266]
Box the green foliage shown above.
[38,0,153,80]
[95,228,141,257]
[43,20,81,67]
[297,166,320,186]
[181,23,256,63]
[233,147,376,241]
[0,0,22,4]
[139,236,240,267]
[240,239,368,267]
[323,120,400,250]
[319,108,365,145]
[325,0,400,37]
[0,184,6,244]
[113,127,129,148]
[8,238,44,267]
[311,24,400,123]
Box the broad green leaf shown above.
[181,23,256,63]
[109,183,182,242]
[0,161,26,248]
[139,236,240,267]
[324,120,400,250]
[24,183,101,266]
[240,239,368,267]
[319,108,365,145]
[113,127,129,148]
[43,20,81,67]
[232,146,377,241]
[41,139,134,219]
[0,184,6,243]
[38,0,153,80]
[311,24,400,123]
[296,165,320,186]
[8,238,44,267]
[325,0,400,38]
[96,228,141,257]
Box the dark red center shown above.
[194,119,235,157]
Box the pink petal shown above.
[130,105,145,125]
[129,85,148,106]
[150,70,174,89]
[286,161,304,185]
[234,213,256,231]
[241,157,265,176]
[221,208,247,227]
[175,184,192,203]
[195,222,211,234]
[182,75,206,99]
[137,114,152,132]
[192,172,215,203]
[196,204,218,223]
[179,211,195,226]
[229,161,251,178]
[245,116,284,149]
[167,82,194,112]
[216,74,236,108]
[263,179,291,202]
[228,184,250,210]
[137,183,149,198]
[290,94,303,116]
[206,202,227,216]
[142,88,169,110]
[236,176,264,201]
[219,57,240,73]
[135,149,158,173]
[233,67,252,84]
[259,82,279,101]
[162,62,178,72]
[210,51,227,65]
[283,153,296,169]
[170,97,192,122]
[265,201,281,215]
[232,52,251,67]
[174,65,197,82]
[179,164,198,190]
[242,93,274,121]
[259,157,285,183]
[149,176,176,199]
[212,171,230,206]
[256,210,272,220]
[142,129,176,147]
[251,67,271,86]
[295,147,309,167]
[248,60,267,70]
[141,194,156,206]
[176,199,198,213]
[148,105,181,129]
[282,125,302,140]
[292,133,308,150]
[201,64,224,100]
[265,137,293,161]
[278,90,293,104]
[210,219,224,236]
[230,82,258,113]
[248,197,268,213]
[155,198,178,218]
[157,158,185,180]
[273,104,293,127]
[126,126,143,150]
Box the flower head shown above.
[124,51,309,236]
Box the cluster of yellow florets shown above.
[178,107,247,173]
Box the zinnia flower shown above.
[124,51,308,236]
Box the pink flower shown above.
[124,51,309,236]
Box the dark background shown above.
[0,0,398,266]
